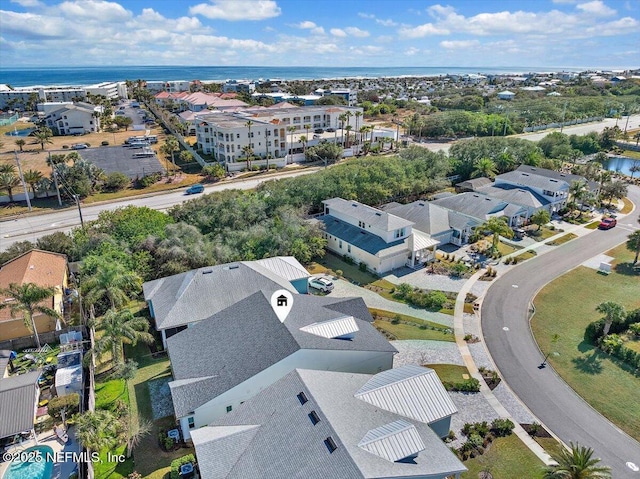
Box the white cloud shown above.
[58,0,131,22]
[399,23,449,38]
[357,12,374,19]
[295,20,324,34]
[9,0,43,7]
[375,18,398,27]
[404,47,419,56]
[0,10,67,37]
[440,39,480,49]
[330,28,347,37]
[189,0,281,21]
[576,0,616,16]
[344,27,369,37]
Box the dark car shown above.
[185,184,204,195]
[598,217,617,229]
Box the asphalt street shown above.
[0,168,319,249]
[482,185,640,478]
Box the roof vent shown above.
[550,179,558,183]
[308,411,320,425]
[324,436,338,453]
[202,270,213,274]
[352,203,358,207]
[522,173,529,176]
[223,264,240,271]
[375,212,382,216]
[297,392,308,405]
[418,202,425,206]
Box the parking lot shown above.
[79,145,164,179]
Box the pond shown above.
[4,128,34,137]
[602,155,640,177]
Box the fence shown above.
[523,117,604,133]
[0,326,86,350]
[0,112,19,126]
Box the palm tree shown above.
[287,126,296,160]
[543,442,611,478]
[46,154,67,167]
[472,157,498,179]
[354,111,362,146]
[299,135,308,155]
[628,230,640,265]
[82,259,142,314]
[595,301,625,337]
[23,169,43,198]
[15,138,26,152]
[33,127,53,151]
[481,216,514,254]
[75,409,121,452]
[304,123,311,140]
[245,120,254,154]
[345,125,353,148]
[629,161,640,179]
[160,136,180,177]
[0,172,20,202]
[568,179,587,207]
[0,282,61,349]
[0,164,16,174]
[93,308,154,366]
[338,113,347,147]
[241,145,253,171]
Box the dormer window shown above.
[394,228,406,239]
[297,392,308,405]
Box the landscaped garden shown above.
[531,243,640,441]
[370,308,454,342]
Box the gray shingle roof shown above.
[167,293,396,417]
[432,192,526,222]
[190,425,260,478]
[456,177,493,191]
[475,184,550,208]
[320,216,405,256]
[143,261,297,331]
[386,201,452,236]
[323,198,413,232]
[0,370,40,439]
[196,368,466,479]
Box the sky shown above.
[0,0,639,68]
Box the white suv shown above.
[308,277,334,293]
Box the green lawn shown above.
[620,196,634,214]
[461,434,546,479]
[424,364,470,382]
[526,225,558,240]
[531,244,640,441]
[308,252,379,285]
[513,250,537,261]
[545,232,578,246]
[585,221,600,229]
[497,241,521,256]
[374,320,454,341]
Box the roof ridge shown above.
[358,419,414,445]
[355,366,428,396]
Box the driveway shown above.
[481,185,640,478]
[330,279,454,327]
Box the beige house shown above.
[0,250,68,342]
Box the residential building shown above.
[44,102,102,135]
[84,81,128,100]
[0,250,68,342]
[0,86,86,110]
[384,200,480,247]
[497,90,515,100]
[195,105,363,170]
[223,80,255,94]
[319,198,438,273]
[142,257,310,348]
[167,292,397,440]
[432,192,528,228]
[0,351,40,441]
[191,366,465,479]
[314,88,358,106]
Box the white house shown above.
[497,90,516,100]
[143,258,310,348]
[84,81,128,100]
[0,86,86,110]
[166,292,397,440]
[191,366,465,479]
[319,198,439,273]
[44,102,101,135]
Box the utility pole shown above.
[14,150,32,212]
[50,153,62,206]
[560,101,568,133]
[74,194,85,228]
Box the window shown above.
[324,437,337,453]
[347,245,351,253]
[339,240,342,249]
[395,228,406,239]
[358,221,364,228]
[237,133,240,139]
[226,405,232,413]
[297,392,308,405]
[187,417,195,429]
[308,411,320,425]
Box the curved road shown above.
[482,185,640,478]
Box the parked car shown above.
[314,128,324,134]
[326,128,336,132]
[308,276,334,293]
[71,143,88,149]
[185,184,204,195]
[598,217,617,229]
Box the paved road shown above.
[481,185,640,478]
[0,168,319,248]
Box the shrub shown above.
[457,378,481,392]
[359,261,367,272]
[170,454,195,479]
[62,145,69,149]
[427,290,448,308]
[335,269,343,277]
[584,319,606,342]
[630,323,640,337]
[464,333,473,341]
[391,315,401,325]
[104,171,131,192]
[491,418,515,437]
[468,433,484,448]
[48,393,80,420]
[138,172,161,188]
[342,254,354,265]
[202,163,225,180]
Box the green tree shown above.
[23,169,43,198]
[93,308,153,366]
[471,157,498,178]
[201,163,225,181]
[0,282,61,349]
[626,229,640,265]
[74,409,121,452]
[36,231,75,258]
[530,209,551,231]
[543,442,611,479]
[0,172,20,202]
[160,136,180,177]
[113,116,133,130]
[103,172,131,192]
[596,301,626,337]
[33,127,53,150]
[82,258,142,313]
[15,138,26,152]
[599,180,627,206]
[569,179,588,207]
[481,216,514,254]
[0,164,16,174]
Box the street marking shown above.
[627,461,639,472]
[503,327,510,331]
[512,284,519,288]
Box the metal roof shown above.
[358,420,425,463]
[411,231,440,251]
[250,257,310,281]
[355,365,458,425]
[323,198,413,232]
[0,370,40,439]
[300,316,359,339]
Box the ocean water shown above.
[0,65,573,88]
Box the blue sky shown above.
[1,0,638,68]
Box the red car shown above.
[598,217,617,229]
